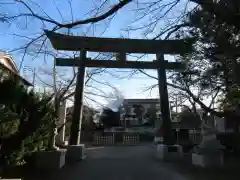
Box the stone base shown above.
[66,144,86,162]
[192,152,224,167]
[34,149,66,170]
[56,140,68,147]
[153,137,163,144]
[156,144,183,161]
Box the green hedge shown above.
[0,77,57,174]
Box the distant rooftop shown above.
[123,98,159,105]
[0,52,18,73]
[0,52,32,86]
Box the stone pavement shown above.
[28,145,191,180]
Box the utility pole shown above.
[175,96,178,113]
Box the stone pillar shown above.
[215,117,226,132]
[56,100,68,146]
[129,107,136,125]
[154,111,163,143]
[130,106,135,114]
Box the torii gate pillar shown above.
[66,51,87,162]
[156,54,175,145]
[69,51,86,145]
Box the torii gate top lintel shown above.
[45,30,194,54]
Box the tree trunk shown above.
[233,120,239,133]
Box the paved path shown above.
[29,145,191,180]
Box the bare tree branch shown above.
[9,0,133,29]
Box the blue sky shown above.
[0,0,195,107]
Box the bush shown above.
[217,132,240,155]
[99,108,120,127]
[0,77,56,174]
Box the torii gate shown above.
[45,30,193,147]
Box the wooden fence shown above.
[122,135,139,145]
[91,131,202,146]
[93,134,115,146]
[92,133,140,146]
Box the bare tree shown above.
[35,53,122,110]
[138,54,222,117]
[0,0,196,67]
[0,0,132,65]
[0,0,204,112]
